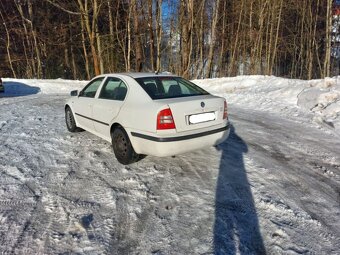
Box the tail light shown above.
[223,100,228,119]
[157,108,176,130]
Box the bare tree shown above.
[205,0,221,78]
[0,9,16,78]
[179,0,194,78]
[77,0,101,76]
[148,0,155,71]
[15,0,43,78]
[324,0,333,77]
[156,0,163,72]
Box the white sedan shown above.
[65,73,230,164]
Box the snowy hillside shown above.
[0,76,339,254]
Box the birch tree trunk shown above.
[107,0,114,72]
[324,0,332,78]
[180,0,194,78]
[148,0,155,71]
[77,0,100,76]
[205,0,221,78]
[114,1,128,72]
[127,3,132,72]
[270,0,283,75]
[0,10,16,78]
[195,0,206,78]
[217,0,227,77]
[80,16,91,80]
[15,1,38,77]
[156,0,162,72]
[28,0,42,78]
[132,0,143,71]
[229,0,244,76]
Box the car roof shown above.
[115,72,178,79]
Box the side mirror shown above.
[70,90,78,96]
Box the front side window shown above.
[80,78,104,98]
[135,76,209,100]
[99,77,127,101]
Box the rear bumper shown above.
[128,122,230,157]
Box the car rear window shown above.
[135,76,209,100]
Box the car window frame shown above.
[79,77,105,98]
[98,77,128,101]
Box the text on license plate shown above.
[189,112,215,124]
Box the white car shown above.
[65,73,230,164]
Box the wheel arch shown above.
[65,104,71,111]
[110,123,138,152]
[110,123,123,137]
[110,123,140,164]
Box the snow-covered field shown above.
[0,76,339,254]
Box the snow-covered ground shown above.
[0,76,339,254]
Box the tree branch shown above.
[43,0,81,15]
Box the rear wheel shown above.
[65,107,79,132]
[112,127,139,165]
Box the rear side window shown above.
[135,76,209,100]
[99,77,127,101]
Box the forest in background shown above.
[0,0,339,80]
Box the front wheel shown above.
[65,107,79,132]
[112,127,139,165]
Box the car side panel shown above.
[72,97,95,131]
[69,76,107,132]
[93,99,125,140]
[110,76,160,132]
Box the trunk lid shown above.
[164,95,225,132]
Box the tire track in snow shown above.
[247,146,340,253]
[102,162,173,254]
[0,95,109,254]
[230,107,340,254]
[258,196,338,254]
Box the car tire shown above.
[65,107,79,132]
[112,127,139,165]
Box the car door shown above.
[92,77,128,140]
[73,77,104,131]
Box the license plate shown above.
[189,112,215,124]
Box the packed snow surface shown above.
[0,76,339,254]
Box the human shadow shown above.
[0,81,40,97]
[214,125,266,254]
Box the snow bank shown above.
[2,75,340,135]
[193,75,340,135]
[2,78,86,95]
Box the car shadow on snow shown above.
[214,125,266,254]
[0,81,40,97]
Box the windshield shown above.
[135,76,209,100]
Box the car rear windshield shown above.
[135,76,209,100]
